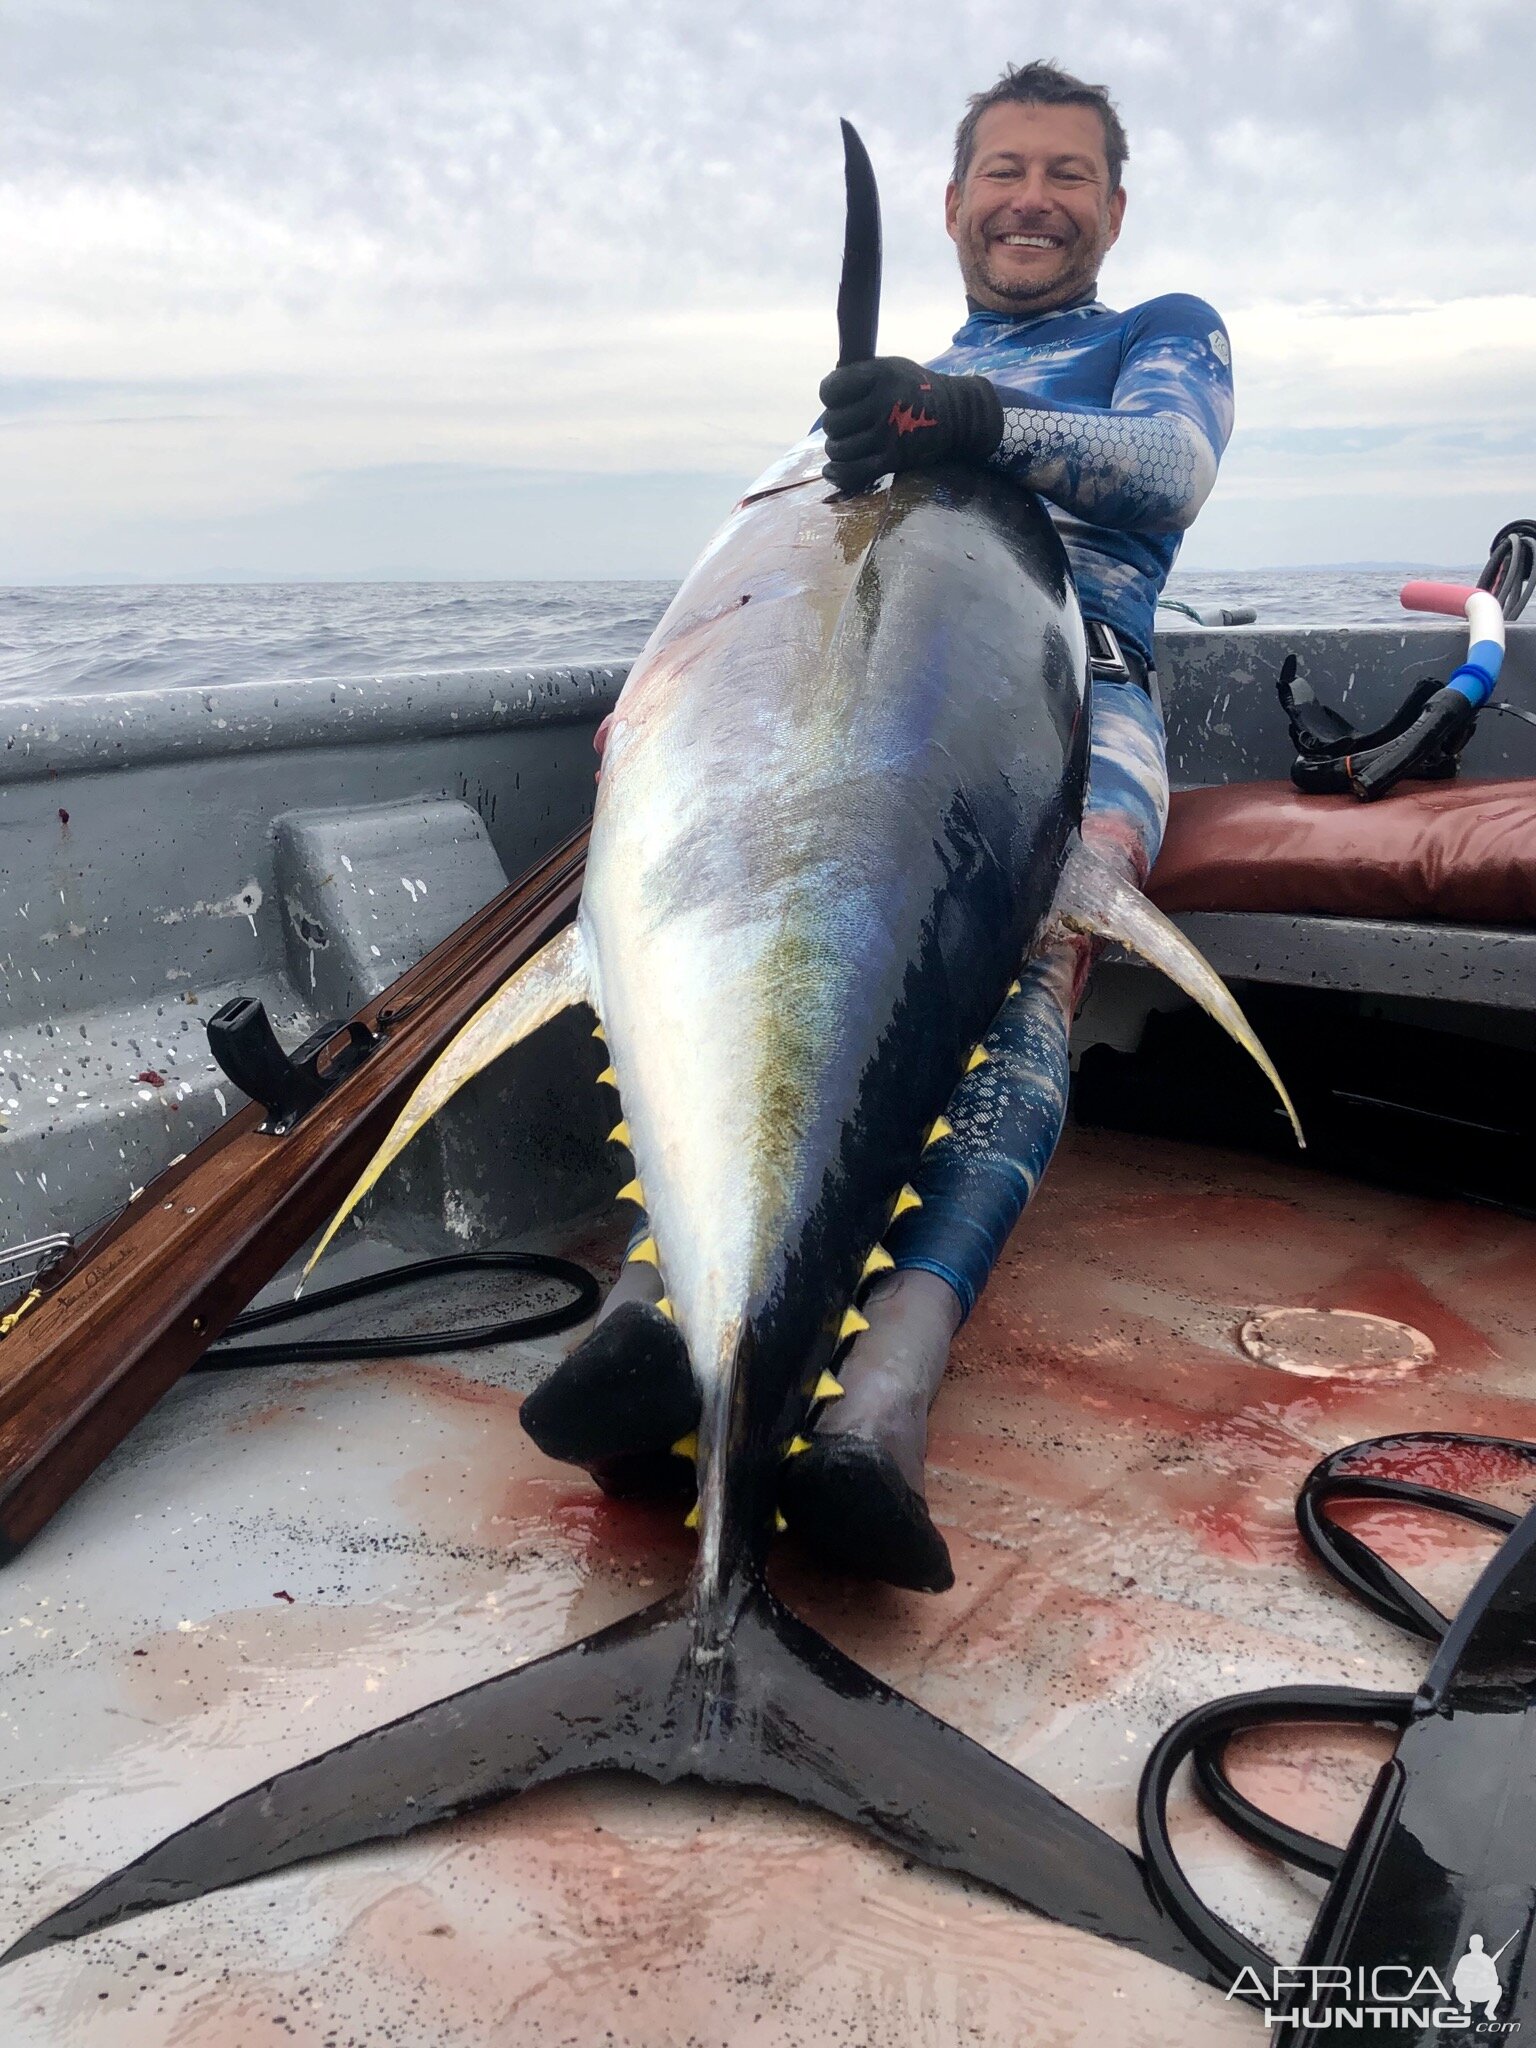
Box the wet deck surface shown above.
[3,1128,1535,2044]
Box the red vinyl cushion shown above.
[1148,779,1536,927]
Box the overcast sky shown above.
[5,0,1531,583]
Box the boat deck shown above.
[4,1128,1535,2044]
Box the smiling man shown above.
[523,63,1233,1594]
[819,58,1233,684]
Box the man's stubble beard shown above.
[960,222,1111,314]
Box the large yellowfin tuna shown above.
[5,126,1295,1983]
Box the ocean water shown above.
[0,568,1476,700]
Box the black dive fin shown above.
[5,1584,1214,1988]
[1278,1504,1536,2044]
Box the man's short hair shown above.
[952,60,1129,191]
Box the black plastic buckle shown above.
[206,997,377,1134]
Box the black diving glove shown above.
[819,357,1005,494]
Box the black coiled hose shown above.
[189,1250,599,1369]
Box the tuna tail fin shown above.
[302,920,593,1279]
[1,1592,690,1966]
[1051,837,1305,1150]
[2,1582,1215,1989]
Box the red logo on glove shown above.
[889,400,938,436]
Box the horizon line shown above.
[1,560,1483,593]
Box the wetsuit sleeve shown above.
[986,297,1234,534]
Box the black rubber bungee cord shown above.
[189,1251,600,1369]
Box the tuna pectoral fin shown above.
[4,1583,1213,1990]
[1051,837,1305,1149]
[303,919,592,1277]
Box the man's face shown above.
[945,100,1126,315]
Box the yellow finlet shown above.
[774,1509,788,1534]
[923,1115,953,1149]
[786,1435,813,1457]
[654,1297,675,1321]
[616,1178,646,1205]
[966,1044,990,1072]
[838,1307,870,1342]
[861,1244,895,1279]
[684,1503,700,1530]
[607,1121,632,1148]
[592,1024,606,1042]
[671,1432,698,1461]
[814,1370,844,1401]
[892,1184,922,1218]
[627,1236,660,1266]
[596,1065,617,1087]
[1008,979,1022,997]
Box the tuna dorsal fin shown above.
[1051,837,1305,1150]
[301,920,592,1281]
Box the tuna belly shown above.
[584,463,1087,1450]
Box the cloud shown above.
[5,0,1533,579]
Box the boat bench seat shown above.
[1143,778,1536,1009]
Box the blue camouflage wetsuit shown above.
[887,291,1233,1314]
[937,290,1234,666]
